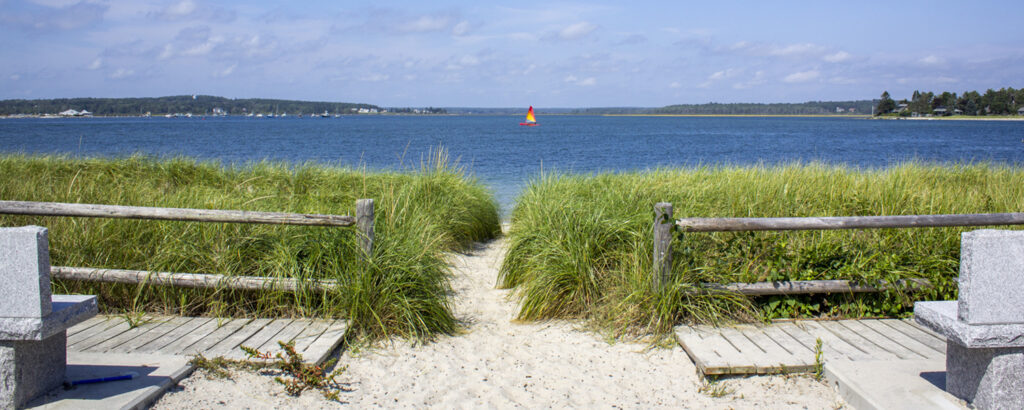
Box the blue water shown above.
[2,116,1023,214]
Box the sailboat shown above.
[519,106,539,126]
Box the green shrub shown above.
[0,152,500,340]
[501,163,1024,335]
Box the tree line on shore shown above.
[572,100,874,115]
[875,87,1023,116]
[0,95,380,116]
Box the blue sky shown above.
[2,0,1023,107]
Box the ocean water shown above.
[1,115,1022,213]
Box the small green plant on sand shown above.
[241,341,346,401]
[813,337,824,381]
[698,376,734,398]
[188,354,233,379]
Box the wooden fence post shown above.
[356,199,375,260]
[653,202,674,291]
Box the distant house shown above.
[895,103,909,113]
[847,107,856,113]
[1018,107,1024,115]
[59,109,79,116]
[933,107,948,116]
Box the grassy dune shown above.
[0,153,501,340]
[500,163,1024,336]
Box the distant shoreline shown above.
[602,114,871,118]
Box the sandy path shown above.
[153,237,844,408]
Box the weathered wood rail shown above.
[652,203,1024,293]
[0,199,374,291]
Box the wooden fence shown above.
[652,202,1024,293]
[0,199,374,291]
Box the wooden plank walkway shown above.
[675,319,946,375]
[66,315,349,365]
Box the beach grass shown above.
[0,152,501,340]
[500,163,1024,335]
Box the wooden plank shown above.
[111,316,193,353]
[257,319,312,352]
[85,318,168,353]
[206,318,272,357]
[156,317,232,355]
[68,318,135,351]
[178,318,255,356]
[717,326,783,374]
[762,325,815,356]
[675,212,1024,232]
[675,325,735,375]
[885,320,947,354]
[771,322,819,354]
[860,320,943,360]
[52,266,338,293]
[837,320,924,360]
[292,319,332,354]
[0,200,357,227]
[66,316,107,337]
[134,317,213,353]
[744,326,814,372]
[796,321,876,361]
[67,316,120,346]
[227,318,293,360]
[303,320,349,366]
[816,321,902,360]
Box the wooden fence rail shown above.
[652,203,1024,292]
[1,199,375,289]
[0,200,357,227]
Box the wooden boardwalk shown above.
[674,319,946,375]
[66,315,349,365]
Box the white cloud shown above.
[919,55,943,65]
[451,21,471,36]
[166,0,197,17]
[559,22,597,40]
[459,55,480,66]
[669,81,681,88]
[728,42,827,57]
[783,70,820,83]
[708,68,741,80]
[361,73,390,82]
[10,74,21,81]
[214,63,236,77]
[399,15,452,33]
[109,68,134,79]
[87,58,102,70]
[733,71,766,89]
[823,51,851,63]
[158,44,174,60]
[564,75,596,86]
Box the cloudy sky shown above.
[2,0,1023,107]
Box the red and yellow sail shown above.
[520,106,538,126]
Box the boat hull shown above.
[519,122,539,126]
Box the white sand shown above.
[153,238,845,409]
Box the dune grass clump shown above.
[500,163,1024,335]
[0,152,500,340]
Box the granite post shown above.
[915,229,1024,410]
[0,226,97,409]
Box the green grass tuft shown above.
[0,152,500,341]
[500,163,1024,336]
